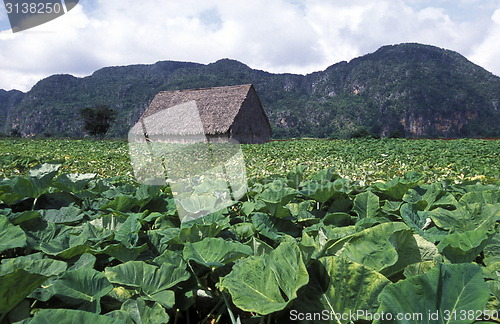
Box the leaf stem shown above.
[222,292,238,324]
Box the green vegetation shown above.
[0,138,498,322]
[1,138,498,183]
[0,158,498,323]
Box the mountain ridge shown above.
[1,43,499,138]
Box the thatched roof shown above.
[141,84,261,136]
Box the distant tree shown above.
[10,128,21,137]
[79,105,116,138]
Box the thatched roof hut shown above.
[136,84,271,144]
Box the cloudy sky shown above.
[0,0,499,91]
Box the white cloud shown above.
[469,8,500,76]
[0,0,499,91]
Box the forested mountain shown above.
[1,43,499,138]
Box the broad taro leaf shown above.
[175,223,225,243]
[0,215,26,253]
[400,203,447,243]
[134,185,169,212]
[41,223,113,259]
[483,233,500,266]
[376,263,490,324]
[230,222,256,241]
[256,182,298,217]
[353,191,380,219]
[300,180,341,203]
[403,183,459,210]
[183,237,253,268]
[459,190,500,205]
[7,210,41,225]
[381,232,441,278]
[53,173,96,193]
[114,213,143,248]
[39,205,85,224]
[105,260,189,308]
[30,309,122,324]
[304,225,358,260]
[118,297,170,324]
[0,269,48,314]
[325,222,408,272]
[101,196,140,213]
[285,165,308,189]
[181,211,230,228]
[11,165,59,199]
[244,236,274,256]
[251,212,299,241]
[294,256,390,324]
[0,256,66,277]
[437,229,492,263]
[310,167,340,183]
[220,240,309,315]
[92,243,148,262]
[52,267,113,312]
[428,203,498,233]
[257,181,298,205]
[371,172,425,200]
[28,162,61,178]
[68,253,97,271]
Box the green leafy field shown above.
[0,139,499,323]
[1,138,498,182]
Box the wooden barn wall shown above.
[231,90,271,144]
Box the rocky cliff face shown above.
[1,43,499,139]
[0,89,25,135]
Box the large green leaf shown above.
[92,243,148,262]
[105,260,189,307]
[11,175,53,199]
[300,180,344,203]
[325,222,408,272]
[459,190,499,205]
[115,297,170,324]
[52,267,113,312]
[376,263,490,324]
[28,162,61,178]
[372,172,425,200]
[53,173,96,193]
[428,203,498,233]
[0,256,67,277]
[40,205,85,224]
[353,191,379,219]
[30,308,122,324]
[183,237,253,268]
[256,182,298,217]
[294,256,390,323]
[257,182,298,204]
[437,230,492,263]
[0,215,26,253]
[41,223,113,259]
[251,212,299,240]
[403,183,458,210]
[381,232,441,278]
[114,213,143,248]
[0,269,47,314]
[220,240,309,315]
[101,195,140,213]
[400,203,447,243]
